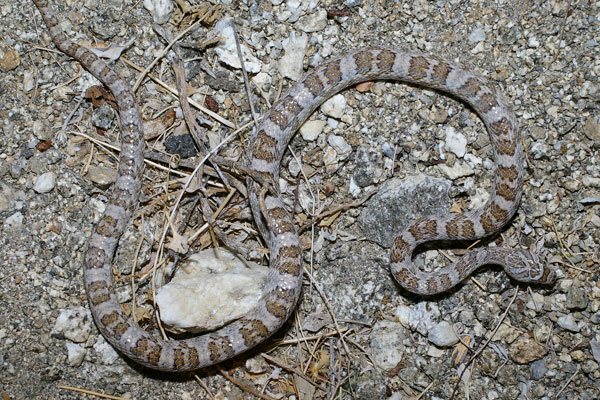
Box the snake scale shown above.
[34,0,556,371]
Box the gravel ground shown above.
[0,0,599,399]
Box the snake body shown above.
[34,0,555,371]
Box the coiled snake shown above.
[33,0,556,371]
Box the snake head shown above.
[504,249,557,285]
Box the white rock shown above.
[322,146,338,174]
[526,292,546,311]
[444,127,467,157]
[297,9,327,32]
[155,248,269,333]
[33,172,56,193]
[348,177,360,197]
[321,94,346,119]
[51,308,92,343]
[279,31,308,81]
[369,320,406,369]
[395,301,441,336]
[300,120,326,141]
[143,0,173,24]
[438,161,474,179]
[93,335,120,365]
[211,17,262,73]
[469,27,485,44]
[327,135,352,158]
[428,321,459,347]
[66,342,86,367]
[3,212,23,230]
[557,314,580,332]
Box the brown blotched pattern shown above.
[35,0,554,371]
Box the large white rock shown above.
[156,248,269,333]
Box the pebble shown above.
[557,314,580,332]
[211,17,262,73]
[530,359,548,380]
[91,103,116,131]
[321,94,346,119]
[164,134,198,159]
[33,172,56,194]
[279,31,308,81]
[369,320,406,369]
[297,8,327,32]
[352,146,383,187]
[583,116,600,142]
[437,161,474,179]
[300,120,326,141]
[93,335,120,365]
[444,126,467,157]
[3,212,23,230]
[396,301,441,336]
[155,248,269,333]
[143,0,173,24]
[591,338,600,364]
[66,343,86,367]
[327,135,352,158]
[85,166,118,189]
[468,27,485,44]
[508,336,547,364]
[0,181,26,212]
[322,146,338,174]
[428,321,459,347]
[566,286,588,310]
[50,308,92,343]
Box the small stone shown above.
[33,172,56,194]
[583,116,600,142]
[93,335,120,365]
[428,321,459,347]
[557,314,580,332]
[143,0,173,24]
[51,308,92,343]
[395,301,441,336]
[86,166,118,189]
[155,248,270,333]
[429,106,448,123]
[328,135,352,158]
[0,48,20,71]
[509,336,547,364]
[91,102,116,131]
[279,31,308,81]
[591,338,600,364]
[164,134,197,159]
[321,94,346,119]
[438,161,474,179]
[0,181,26,212]
[300,120,326,141]
[322,146,338,174]
[66,343,86,367]
[211,17,262,73]
[530,359,547,380]
[566,286,588,310]
[352,146,383,187]
[444,126,467,157]
[3,212,23,230]
[369,320,406,369]
[468,27,485,44]
[297,8,327,32]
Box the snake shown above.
[33,0,556,372]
